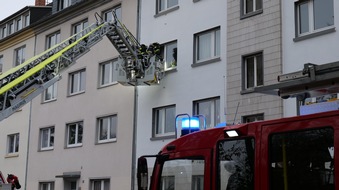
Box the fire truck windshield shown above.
[159,158,204,190]
[218,138,255,190]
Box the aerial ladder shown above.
[0,12,164,121]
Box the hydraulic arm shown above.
[0,12,164,121]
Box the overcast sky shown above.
[0,0,37,21]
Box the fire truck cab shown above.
[138,110,337,190]
[138,62,339,190]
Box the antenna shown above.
[232,102,240,125]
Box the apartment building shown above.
[0,0,137,189]
[226,0,283,124]
[282,0,339,116]
[0,4,52,189]
[136,0,227,188]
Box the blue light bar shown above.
[181,117,200,136]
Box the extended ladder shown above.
[0,13,164,121]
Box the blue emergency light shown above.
[181,117,200,136]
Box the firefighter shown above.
[7,174,21,190]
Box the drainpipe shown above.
[131,1,141,190]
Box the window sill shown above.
[39,147,54,152]
[240,9,263,20]
[192,57,221,67]
[42,99,57,104]
[155,6,179,18]
[67,91,85,97]
[5,153,19,158]
[164,67,177,73]
[294,27,336,42]
[66,144,82,149]
[98,81,118,89]
[96,138,117,145]
[150,135,176,141]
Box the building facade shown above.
[226,0,283,124]
[0,0,137,189]
[136,0,227,188]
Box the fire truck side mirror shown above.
[137,157,148,190]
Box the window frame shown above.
[242,52,264,90]
[193,97,220,129]
[68,69,86,96]
[1,25,7,38]
[40,127,55,151]
[66,121,83,148]
[156,0,179,15]
[90,179,110,190]
[294,0,335,41]
[242,113,264,123]
[240,0,263,19]
[39,182,55,190]
[152,105,176,139]
[99,58,118,87]
[7,133,19,155]
[97,115,117,144]
[161,40,177,71]
[193,27,221,66]
[103,5,121,23]
[14,45,26,66]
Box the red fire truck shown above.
[137,62,339,190]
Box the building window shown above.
[16,18,22,31]
[157,0,178,13]
[193,97,220,129]
[8,22,14,35]
[46,31,60,49]
[241,0,263,16]
[24,14,30,27]
[243,52,263,89]
[160,176,175,190]
[43,32,60,102]
[14,46,25,66]
[153,105,176,138]
[69,69,86,95]
[58,0,71,10]
[296,0,334,36]
[242,113,264,123]
[1,26,7,38]
[161,41,177,70]
[72,19,88,39]
[103,6,121,23]
[90,179,109,190]
[194,27,220,64]
[0,55,3,73]
[97,115,117,143]
[40,127,54,151]
[66,121,83,148]
[7,133,19,154]
[40,182,54,190]
[99,59,118,87]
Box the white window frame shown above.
[66,121,83,148]
[7,133,19,154]
[161,41,177,71]
[99,59,118,87]
[296,0,334,36]
[103,6,121,23]
[97,115,117,143]
[193,97,220,129]
[157,0,179,13]
[14,45,25,66]
[153,105,176,138]
[194,27,220,64]
[24,14,30,27]
[69,69,86,95]
[46,31,60,49]
[40,127,55,151]
[242,0,263,15]
[8,22,14,35]
[16,17,22,31]
[58,0,71,10]
[192,175,204,190]
[90,179,110,190]
[73,19,88,40]
[243,53,263,89]
[40,182,54,190]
